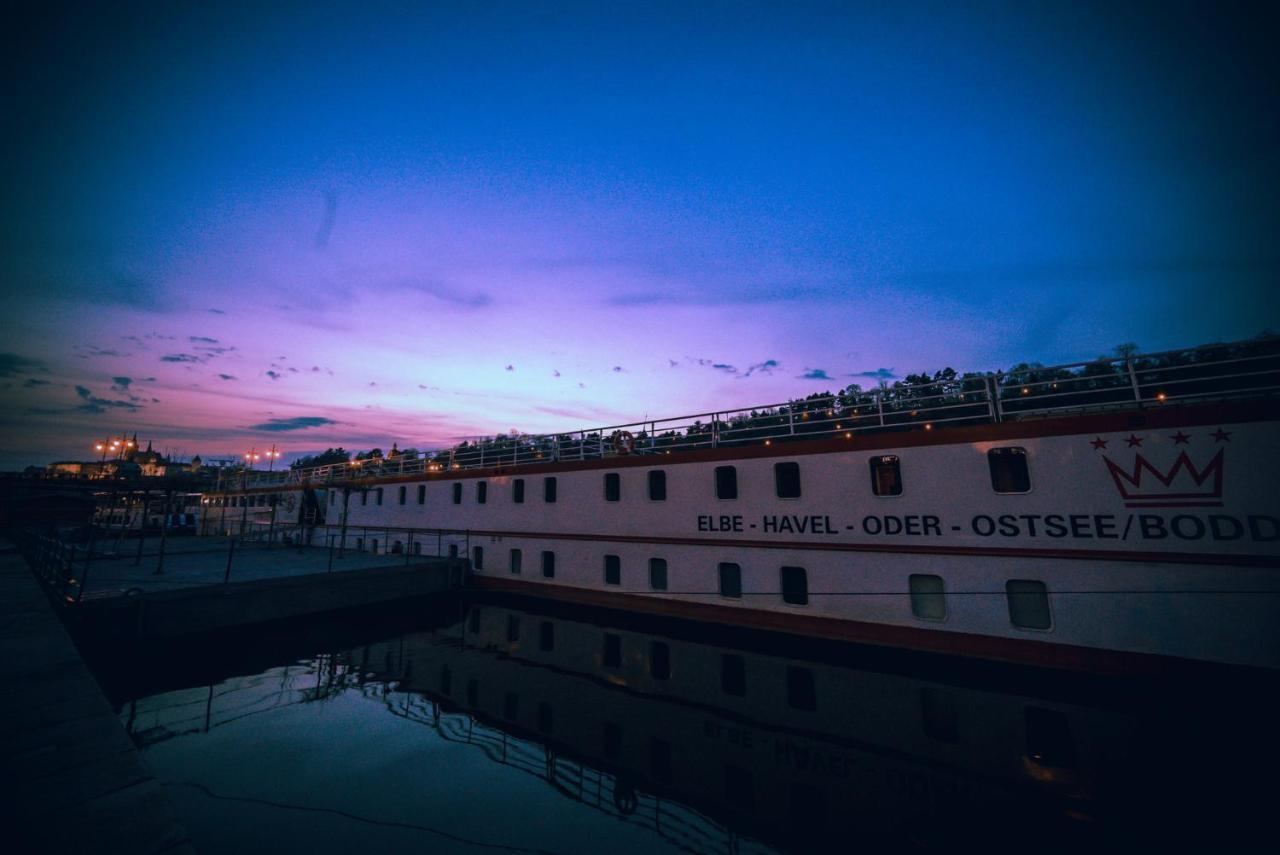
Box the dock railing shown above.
[235,337,1279,488]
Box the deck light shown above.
[1156,392,1167,402]
[764,439,772,446]
[1022,387,1030,395]
[845,432,852,439]
[924,423,933,430]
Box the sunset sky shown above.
[2,2,1276,469]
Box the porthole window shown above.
[781,566,809,605]
[541,550,556,578]
[909,574,947,621]
[1006,579,1051,629]
[715,466,738,500]
[509,548,522,575]
[452,482,462,504]
[477,481,487,504]
[604,554,621,586]
[719,562,742,599]
[649,557,668,590]
[513,478,525,503]
[544,477,557,503]
[774,462,801,499]
[648,470,666,501]
[989,447,1031,493]
[870,455,903,496]
[604,472,620,502]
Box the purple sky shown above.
[2,2,1277,469]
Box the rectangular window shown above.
[909,574,947,620]
[719,562,742,599]
[870,455,903,496]
[506,615,520,642]
[376,488,383,506]
[648,470,666,501]
[1006,579,1051,629]
[544,477,557,503]
[649,557,668,590]
[361,490,368,506]
[509,548,522,575]
[721,654,746,696]
[398,485,406,505]
[603,633,622,668]
[604,554,621,586]
[472,545,484,570]
[476,481,487,504]
[448,544,458,558]
[452,482,462,504]
[513,478,524,503]
[330,492,336,506]
[786,666,816,711]
[542,550,556,578]
[417,484,426,504]
[604,472,620,502]
[781,566,809,605]
[774,461,801,499]
[539,620,555,651]
[650,642,670,680]
[989,447,1031,493]
[715,466,738,500]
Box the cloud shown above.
[190,336,219,344]
[553,370,561,378]
[396,280,493,309]
[612,366,624,373]
[161,353,203,363]
[799,368,832,380]
[73,384,143,414]
[0,353,47,377]
[111,376,132,389]
[742,359,779,378]
[667,359,679,368]
[850,368,897,380]
[712,363,737,374]
[265,370,282,380]
[248,416,338,432]
[22,378,51,388]
[505,364,515,371]
[315,190,338,249]
[217,374,237,381]
[208,308,226,314]
[608,284,831,307]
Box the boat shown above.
[206,338,1280,673]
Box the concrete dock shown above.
[0,541,195,854]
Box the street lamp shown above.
[244,448,261,470]
[264,444,282,472]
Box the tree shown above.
[290,448,351,469]
[355,448,384,461]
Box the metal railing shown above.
[233,337,1280,489]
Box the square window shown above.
[648,470,667,501]
[909,574,947,620]
[509,548,522,575]
[452,482,462,504]
[781,566,808,605]
[650,642,670,680]
[544,477,557,503]
[476,481,487,504]
[718,563,742,599]
[774,462,801,498]
[604,554,621,586]
[721,654,746,696]
[604,472,620,502]
[989,447,1031,493]
[715,466,738,500]
[542,550,556,578]
[649,557,668,590]
[786,666,816,711]
[870,455,903,496]
[603,633,622,668]
[1006,579,1051,629]
[513,478,524,503]
[472,545,484,570]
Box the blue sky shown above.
[2,2,1276,467]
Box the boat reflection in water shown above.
[102,593,1273,853]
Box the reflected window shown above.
[774,461,801,498]
[603,633,622,668]
[1025,706,1076,768]
[648,470,666,501]
[539,621,555,651]
[989,447,1031,493]
[721,654,746,696]
[466,678,478,707]
[650,738,672,784]
[715,466,738,500]
[920,688,959,743]
[468,607,480,633]
[650,642,670,680]
[870,455,902,496]
[506,615,519,642]
[537,702,554,734]
[604,472,620,502]
[724,766,755,812]
[719,562,742,599]
[439,664,452,696]
[787,666,816,711]
[503,692,518,721]
[603,721,622,759]
[604,554,621,586]
[1007,579,1051,628]
[781,566,808,605]
[909,574,946,621]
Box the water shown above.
[88,594,1276,854]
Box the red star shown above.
[1089,437,1108,450]
[1169,431,1191,445]
[1211,428,1232,442]
[1125,434,1144,447]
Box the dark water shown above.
[87,594,1276,854]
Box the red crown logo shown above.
[1102,448,1224,508]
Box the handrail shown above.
[224,337,1279,490]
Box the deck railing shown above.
[232,337,1280,489]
